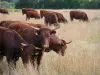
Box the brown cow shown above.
[22,8,34,15]
[70,10,89,21]
[0,26,40,68]
[40,10,59,27]
[33,30,72,70]
[53,11,68,23]
[40,10,67,24]
[49,35,72,56]
[0,20,20,27]
[0,8,9,14]
[26,10,40,21]
[0,20,47,29]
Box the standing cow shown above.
[26,10,40,21]
[70,10,89,22]
[40,10,59,27]
[22,8,34,15]
[0,8,9,14]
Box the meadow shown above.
[0,9,100,75]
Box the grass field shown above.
[0,9,100,75]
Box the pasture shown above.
[0,9,100,75]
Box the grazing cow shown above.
[32,27,71,69]
[70,10,89,21]
[49,35,72,56]
[33,33,72,69]
[0,26,40,67]
[26,10,40,21]
[0,8,9,14]
[22,8,34,15]
[53,12,68,23]
[40,10,67,24]
[40,10,59,26]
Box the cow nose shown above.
[43,45,48,48]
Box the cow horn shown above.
[30,26,40,30]
[21,43,27,46]
[66,41,72,44]
[53,25,60,30]
[35,47,41,50]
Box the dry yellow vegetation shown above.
[0,9,100,75]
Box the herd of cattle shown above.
[0,8,89,72]
[22,8,89,26]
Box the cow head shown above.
[49,34,72,56]
[38,28,56,49]
[33,26,59,50]
[22,8,26,15]
[53,40,72,56]
[82,13,89,22]
[22,8,29,15]
[21,43,41,56]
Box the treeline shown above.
[1,0,100,9]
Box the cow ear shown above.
[61,40,66,46]
[50,30,56,34]
[35,30,40,35]
[21,43,28,50]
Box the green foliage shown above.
[0,1,9,5]
[0,1,15,9]
[1,0,100,9]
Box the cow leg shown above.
[70,17,73,21]
[5,48,16,68]
[0,54,3,62]
[36,51,43,70]
[26,17,27,21]
[32,55,38,68]
[28,17,30,21]
[6,56,13,67]
[21,55,30,67]
[0,55,3,62]
[7,55,17,68]
[0,51,4,62]
[6,55,17,75]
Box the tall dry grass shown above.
[0,9,100,75]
